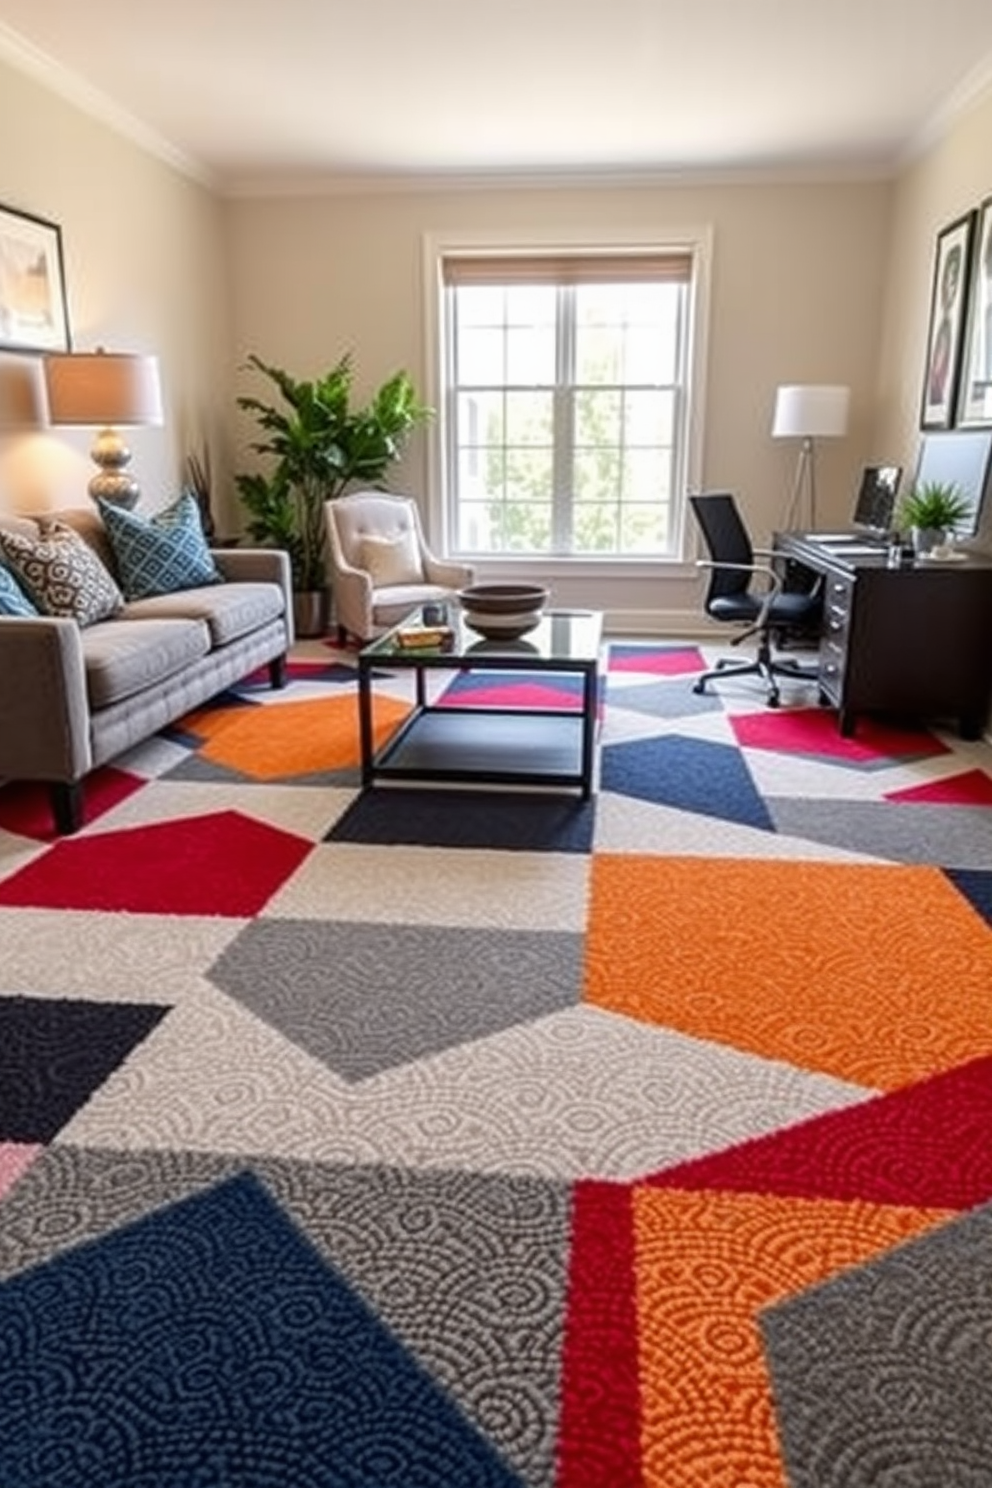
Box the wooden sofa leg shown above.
[336,624,349,647]
[269,653,288,689]
[51,781,83,836]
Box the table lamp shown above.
[43,348,163,508]
[772,383,850,529]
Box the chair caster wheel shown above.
[692,681,706,695]
[768,693,780,708]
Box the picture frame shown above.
[0,202,71,354]
[956,195,992,427]
[919,210,974,431]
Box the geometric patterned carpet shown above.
[0,637,990,1486]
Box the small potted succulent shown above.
[895,481,973,556]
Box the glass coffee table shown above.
[357,606,604,798]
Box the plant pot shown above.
[911,525,946,556]
[293,588,329,638]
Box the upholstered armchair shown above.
[326,491,474,643]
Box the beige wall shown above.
[2,42,989,626]
[0,56,230,521]
[877,86,992,547]
[227,178,893,625]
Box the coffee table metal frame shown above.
[357,607,604,798]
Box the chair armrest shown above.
[0,618,92,782]
[422,556,475,588]
[696,558,782,630]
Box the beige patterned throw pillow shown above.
[0,519,123,626]
[358,528,424,586]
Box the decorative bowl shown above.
[456,583,549,639]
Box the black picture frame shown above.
[956,195,992,428]
[919,211,974,430]
[0,202,71,354]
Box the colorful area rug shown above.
[1,638,991,1487]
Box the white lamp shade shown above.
[772,384,850,440]
[44,350,163,427]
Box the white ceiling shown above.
[3,0,992,192]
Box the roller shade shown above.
[441,252,693,286]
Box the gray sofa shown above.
[0,507,294,834]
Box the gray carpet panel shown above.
[761,1201,992,1488]
[767,799,992,867]
[0,1144,569,1488]
[208,920,584,1080]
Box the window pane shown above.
[456,326,504,385]
[457,390,504,447]
[505,446,554,502]
[444,264,691,560]
[502,499,552,552]
[458,445,505,504]
[624,390,673,445]
[506,325,555,384]
[456,285,507,326]
[573,502,621,553]
[458,500,498,550]
[575,388,621,446]
[623,448,671,503]
[621,504,669,552]
[575,326,622,385]
[574,445,621,503]
[506,390,553,445]
[506,285,556,327]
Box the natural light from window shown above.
[441,253,694,561]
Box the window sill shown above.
[456,555,699,582]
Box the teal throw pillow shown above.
[99,492,222,600]
[0,560,39,616]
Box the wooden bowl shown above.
[457,583,549,639]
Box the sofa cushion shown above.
[121,580,286,648]
[0,562,39,616]
[98,492,222,600]
[0,520,124,626]
[80,617,212,709]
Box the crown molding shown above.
[0,20,214,188]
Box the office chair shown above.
[688,492,822,707]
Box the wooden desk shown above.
[773,531,992,738]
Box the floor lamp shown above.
[772,384,850,530]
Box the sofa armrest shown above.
[212,546,295,645]
[0,618,92,782]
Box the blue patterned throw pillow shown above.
[98,492,222,600]
[0,559,39,616]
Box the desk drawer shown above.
[819,637,846,702]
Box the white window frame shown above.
[422,225,712,580]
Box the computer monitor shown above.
[912,429,992,538]
[852,465,902,535]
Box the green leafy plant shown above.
[235,352,431,591]
[896,480,973,534]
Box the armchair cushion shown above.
[98,492,222,600]
[0,520,123,626]
[358,529,424,586]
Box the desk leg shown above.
[580,666,596,799]
[839,707,857,738]
[358,663,374,786]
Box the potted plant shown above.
[895,480,973,555]
[235,352,431,635]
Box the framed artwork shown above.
[919,211,974,430]
[0,203,71,354]
[956,195,992,427]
